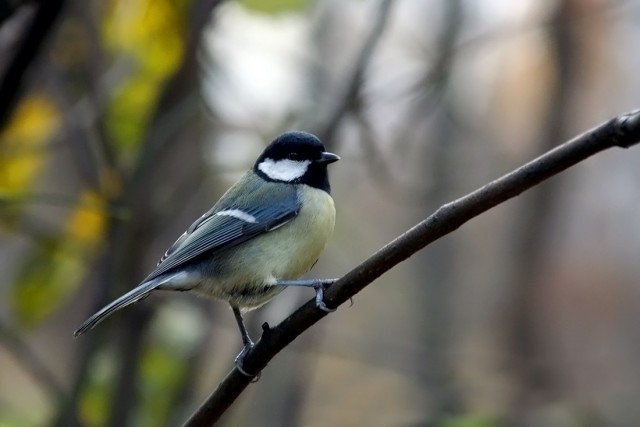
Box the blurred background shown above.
[1,0,640,426]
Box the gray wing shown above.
[144,196,301,282]
[73,175,301,337]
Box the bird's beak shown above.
[317,151,340,164]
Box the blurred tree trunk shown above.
[47,2,226,426]
[410,0,465,424]
[106,1,223,424]
[0,0,65,130]
[495,0,611,424]
[505,1,576,419]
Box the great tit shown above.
[74,131,339,371]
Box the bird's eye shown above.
[288,152,300,160]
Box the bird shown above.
[74,131,339,374]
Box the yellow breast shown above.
[271,186,335,278]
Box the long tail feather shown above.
[74,279,161,336]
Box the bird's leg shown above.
[275,278,339,312]
[231,305,256,377]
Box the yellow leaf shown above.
[64,190,107,250]
[0,95,58,195]
[100,165,123,199]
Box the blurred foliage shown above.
[102,0,188,151]
[3,0,188,328]
[79,350,116,426]
[238,0,307,15]
[442,415,499,427]
[0,95,57,194]
[136,342,188,426]
[0,95,58,223]
[10,190,106,326]
[0,412,34,427]
[64,190,107,249]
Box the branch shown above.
[183,109,640,426]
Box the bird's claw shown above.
[234,342,260,380]
[313,282,336,312]
[234,340,253,363]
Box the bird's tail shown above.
[74,279,162,337]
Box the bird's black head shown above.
[254,131,339,193]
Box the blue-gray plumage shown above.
[74,131,339,373]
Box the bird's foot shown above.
[313,282,336,312]
[234,341,260,380]
[274,278,345,312]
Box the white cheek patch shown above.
[258,158,310,182]
[215,209,257,223]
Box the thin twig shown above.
[0,191,128,219]
[316,0,393,147]
[182,110,640,426]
